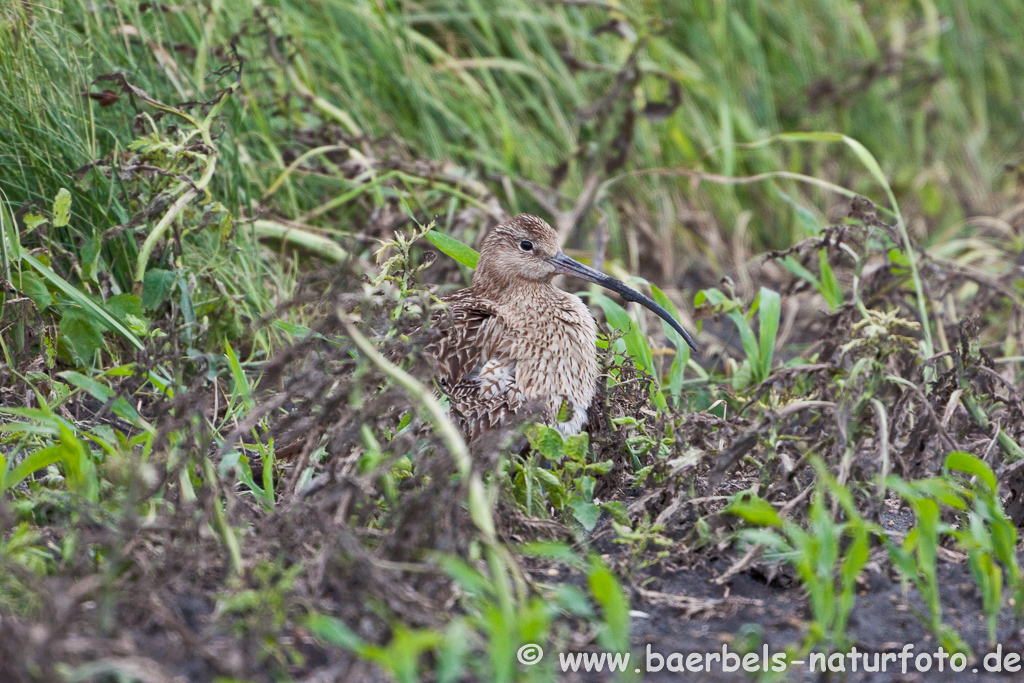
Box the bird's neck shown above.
[471,272,559,305]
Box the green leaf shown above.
[22,253,143,350]
[424,230,479,269]
[141,268,177,310]
[587,558,630,652]
[651,285,690,398]
[225,342,254,412]
[21,213,46,230]
[13,271,53,311]
[563,432,589,461]
[818,250,843,310]
[726,491,783,527]
[105,294,145,324]
[757,287,781,380]
[724,306,759,373]
[518,541,584,568]
[526,423,565,462]
[273,320,312,337]
[600,500,631,526]
[590,292,654,373]
[2,444,63,491]
[58,371,114,402]
[571,500,601,531]
[781,255,820,289]
[306,614,367,652]
[945,451,998,494]
[59,307,105,364]
[553,583,596,618]
[80,233,101,282]
[52,188,72,228]
[437,620,471,683]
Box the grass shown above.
[2,0,1024,680]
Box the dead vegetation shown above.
[4,1,1024,681]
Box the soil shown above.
[549,506,1024,682]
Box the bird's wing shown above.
[427,291,524,440]
[427,289,499,390]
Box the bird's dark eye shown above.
[519,240,533,252]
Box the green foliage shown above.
[728,461,873,654]
[943,453,1023,645]
[696,285,781,391]
[424,229,480,269]
[782,250,844,311]
[731,452,1023,660]
[307,548,633,683]
[510,424,612,530]
[3,0,1024,678]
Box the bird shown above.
[427,214,697,442]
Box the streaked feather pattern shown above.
[426,216,599,442]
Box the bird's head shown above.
[474,214,698,351]
[476,214,563,283]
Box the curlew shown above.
[428,214,697,441]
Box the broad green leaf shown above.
[424,230,479,269]
[437,620,471,683]
[52,188,72,227]
[726,491,783,527]
[80,233,101,282]
[58,426,98,501]
[2,444,63,491]
[22,253,143,350]
[105,293,145,324]
[435,555,490,594]
[587,558,630,652]
[526,423,564,461]
[600,500,631,526]
[563,432,589,461]
[518,541,584,568]
[945,451,998,494]
[306,614,368,651]
[141,268,177,310]
[553,583,596,618]
[21,213,46,230]
[13,271,53,311]
[58,371,114,402]
[571,500,600,531]
[59,307,105,364]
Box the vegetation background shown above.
[1,0,1024,681]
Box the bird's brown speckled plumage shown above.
[428,214,696,442]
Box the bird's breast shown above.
[490,293,599,431]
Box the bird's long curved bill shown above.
[548,252,698,352]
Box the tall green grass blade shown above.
[650,284,690,401]
[757,287,780,380]
[225,342,254,413]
